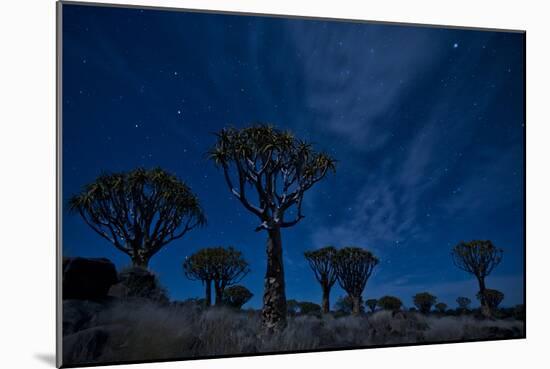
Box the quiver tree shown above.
[477,289,504,312]
[451,240,503,312]
[211,247,250,304]
[304,246,338,313]
[209,124,336,331]
[365,298,378,313]
[222,285,253,309]
[456,296,471,311]
[377,296,403,311]
[435,302,448,314]
[69,168,206,268]
[334,247,379,315]
[413,292,437,314]
[183,247,250,306]
[183,249,216,306]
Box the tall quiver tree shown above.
[334,247,379,315]
[304,246,338,314]
[69,168,206,268]
[209,125,335,331]
[451,240,503,315]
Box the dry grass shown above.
[63,300,524,365]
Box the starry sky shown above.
[62,4,525,309]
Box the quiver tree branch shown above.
[69,167,206,267]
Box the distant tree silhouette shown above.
[211,247,250,305]
[456,296,471,311]
[183,247,249,306]
[69,168,206,267]
[435,302,448,313]
[304,246,338,313]
[451,240,503,314]
[183,249,216,306]
[365,298,378,313]
[298,301,322,315]
[477,289,504,313]
[222,285,253,309]
[377,296,403,311]
[209,125,336,331]
[334,247,379,315]
[413,292,437,314]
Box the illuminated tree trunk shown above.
[351,295,362,315]
[262,227,287,332]
[322,285,330,314]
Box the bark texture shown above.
[261,228,287,332]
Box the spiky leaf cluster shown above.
[183,247,250,287]
[451,240,503,279]
[209,124,336,230]
[69,167,205,261]
[334,247,379,298]
[304,246,338,289]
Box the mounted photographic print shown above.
[57,1,526,367]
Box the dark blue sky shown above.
[62,4,525,309]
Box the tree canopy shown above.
[377,296,403,311]
[222,285,254,309]
[69,167,206,267]
[208,124,336,231]
[183,247,250,306]
[413,292,437,314]
[451,240,503,280]
[334,247,379,314]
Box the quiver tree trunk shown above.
[352,295,362,315]
[131,248,150,268]
[477,278,491,317]
[204,280,212,307]
[262,227,287,332]
[322,285,330,314]
[214,282,224,306]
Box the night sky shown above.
[62,4,525,309]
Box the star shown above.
[453,43,459,48]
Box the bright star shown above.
[453,43,459,48]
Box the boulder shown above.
[63,257,118,300]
